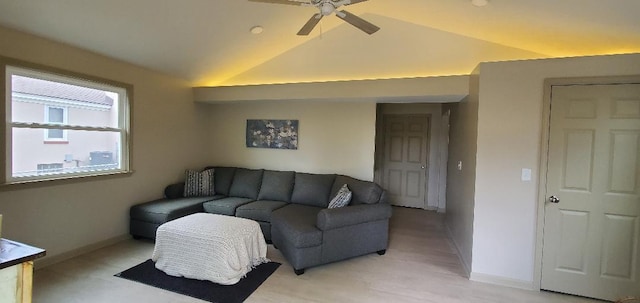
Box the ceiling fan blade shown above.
[344,0,369,5]
[335,10,379,35]
[297,13,323,36]
[248,0,309,6]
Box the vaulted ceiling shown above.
[0,0,638,86]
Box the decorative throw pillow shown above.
[328,184,352,208]
[183,169,215,197]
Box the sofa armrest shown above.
[379,190,390,205]
[316,203,392,231]
[164,182,185,199]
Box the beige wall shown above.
[206,101,376,181]
[471,53,640,287]
[0,26,211,264]
[220,15,545,86]
[444,67,480,275]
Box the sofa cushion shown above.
[228,168,263,199]
[290,173,336,207]
[272,204,323,248]
[330,175,383,205]
[236,200,288,222]
[328,184,352,208]
[130,196,221,224]
[164,182,185,199]
[202,197,254,216]
[183,169,215,197]
[206,166,236,196]
[258,170,295,202]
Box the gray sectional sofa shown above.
[129,167,392,274]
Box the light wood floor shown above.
[33,207,598,302]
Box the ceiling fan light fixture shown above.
[320,2,336,15]
[471,0,489,7]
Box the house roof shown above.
[12,75,114,106]
[0,0,638,86]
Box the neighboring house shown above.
[11,75,119,177]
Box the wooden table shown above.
[0,239,46,303]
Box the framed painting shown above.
[246,119,298,150]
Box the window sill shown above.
[0,170,134,191]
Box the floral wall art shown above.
[246,119,299,150]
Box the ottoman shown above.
[151,213,269,285]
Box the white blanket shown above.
[152,213,269,285]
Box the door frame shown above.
[533,75,640,291]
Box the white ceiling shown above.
[0,0,638,86]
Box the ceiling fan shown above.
[248,0,380,36]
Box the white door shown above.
[541,83,640,301]
[381,114,429,208]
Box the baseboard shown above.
[469,272,535,290]
[437,207,446,213]
[35,234,131,270]
[444,224,471,277]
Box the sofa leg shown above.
[294,268,305,275]
[377,249,386,255]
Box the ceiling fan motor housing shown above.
[247,0,378,35]
[320,2,336,15]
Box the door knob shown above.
[421,165,426,169]
[549,196,560,203]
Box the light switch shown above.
[521,168,532,181]
[457,161,463,171]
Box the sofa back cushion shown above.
[291,173,336,207]
[164,182,185,199]
[258,170,295,202]
[207,166,236,196]
[229,168,264,199]
[330,175,383,205]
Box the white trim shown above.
[12,122,121,132]
[470,272,535,290]
[5,65,131,184]
[4,66,11,184]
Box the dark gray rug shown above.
[115,259,280,303]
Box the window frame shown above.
[1,56,133,186]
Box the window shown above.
[44,106,68,142]
[3,60,132,184]
[36,163,63,175]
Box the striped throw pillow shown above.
[328,184,352,208]
[183,169,215,197]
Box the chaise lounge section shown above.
[129,166,392,274]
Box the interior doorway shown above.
[379,114,430,208]
[374,103,448,210]
[537,77,640,301]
